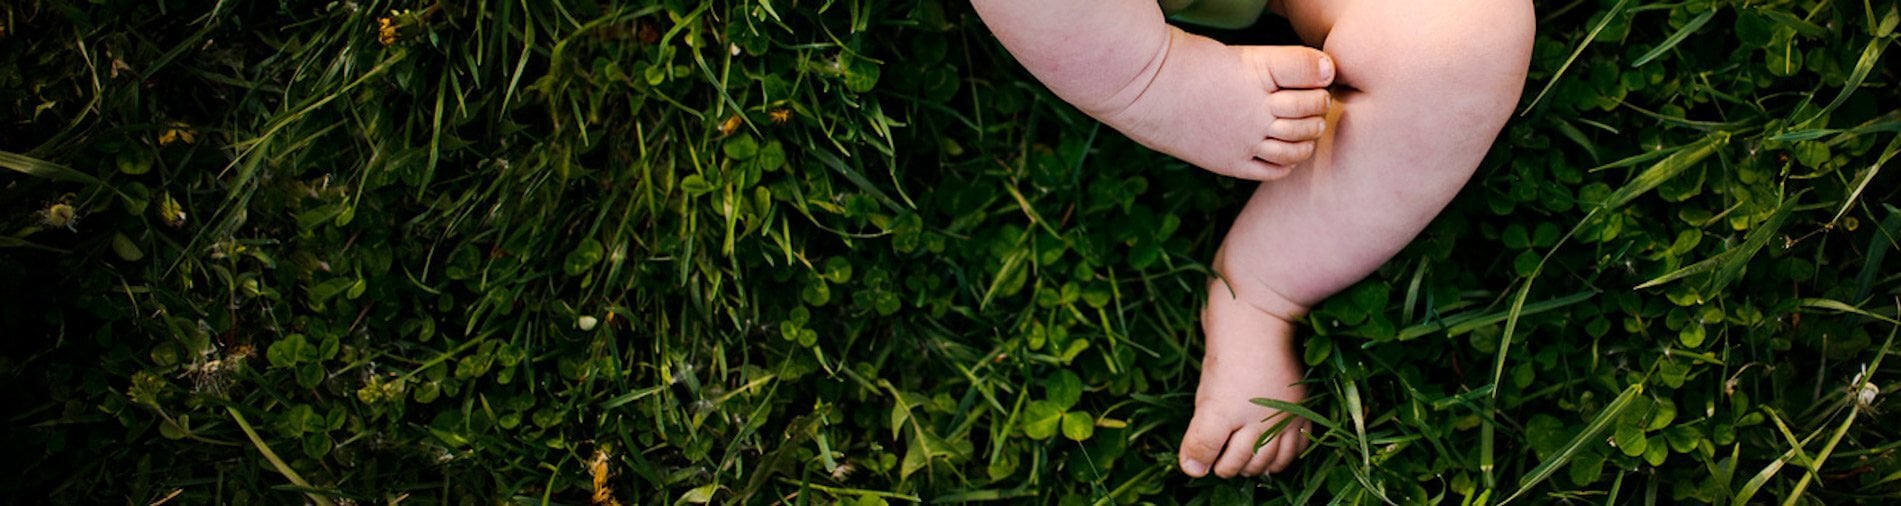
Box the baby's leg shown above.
[1180,0,1535,478]
[971,0,1336,180]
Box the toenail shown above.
[1183,459,1208,476]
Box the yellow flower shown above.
[156,192,187,228]
[158,121,196,146]
[377,16,399,45]
[38,202,78,231]
[589,449,622,506]
[718,115,742,137]
[768,108,792,125]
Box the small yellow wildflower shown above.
[718,115,742,137]
[378,8,437,46]
[768,108,792,125]
[38,202,78,231]
[110,57,132,79]
[377,16,399,45]
[158,121,196,146]
[589,449,622,506]
[156,192,187,228]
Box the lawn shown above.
[1,0,1897,503]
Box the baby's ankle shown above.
[1206,275,1307,327]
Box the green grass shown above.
[1,0,1898,503]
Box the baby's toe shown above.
[1249,46,1336,90]
[1242,438,1278,477]
[1268,89,1332,119]
[1254,139,1316,167]
[1268,419,1310,474]
[1229,158,1295,182]
[1267,117,1327,142]
[1213,428,1267,478]
[1179,413,1236,478]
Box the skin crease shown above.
[973,0,1535,478]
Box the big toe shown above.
[1251,46,1335,90]
[1179,411,1237,478]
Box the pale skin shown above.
[974,0,1536,479]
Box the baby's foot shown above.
[1088,30,1335,180]
[1179,278,1313,478]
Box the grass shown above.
[1,0,1898,503]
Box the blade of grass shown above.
[1855,206,1901,301]
[1763,407,1820,478]
[226,407,338,506]
[1249,398,1343,435]
[1602,132,1727,211]
[1734,444,1804,505]
[1401,259,1427,324]
[1554,118,1601,162]
[0,150,110,188]
[0,236,71,253]
[1760,9,1831,38]
[936,488,1043,502]
[1770,114,1901,142]
[1491,198,1608,403]
[599,385,667,409]
[775,477,922,502]
[1631,8,1717,67]
[805,147,902,212]
[1088,462,1167,506]
[1797,35,1889,128]
[1832,135,1899,226]
[1797,298,1901,325]
[1586,142,1685,173]
[502,0,536,110]
[979,238,1029,310]
[1783,326,1894,503]
[1343,461,1399,505]
[1737,326,1895,503]
[225,49,410,191]
[1396,290,1597,340]
[1482,411,1497,490]
[1501,383,1643,504]
[1288,452,1341,504]
[419,70,448,199]
[1490,278,1538,398]
[1863,469,1901,490]
[1342,376,1370,468]
[1001,180,1060,238]
[1634,193,1796,292]
[1521,0,1633,114]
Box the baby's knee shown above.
[1444,0,1537,84]
[1419,1,1531,87]
[1334,0,1535,96]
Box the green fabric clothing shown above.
[1160,0,1268,29]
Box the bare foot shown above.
[1179,277,1313,478]
[1086,31,1335,180]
